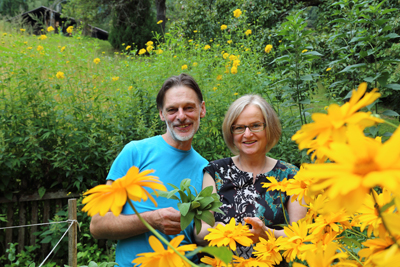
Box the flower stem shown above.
[279,192,289,225]
[339,242,364,266]
[384,120,399,130]
[126,199,198,267]
[346,228,368,239]
[371,189,399,246]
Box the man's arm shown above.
[90,180,182,240]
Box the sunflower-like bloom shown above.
[293,242,351,267]
[221,25,227,30]
[66,26,73,33]
[292,82,383,162]
[205,218,253,251]
[138,48,146,55]
[233,256,273,267]
[252,230,283,265]
[285,170,313,205]
[358,233,400,265]
[233,9,242,18]
[201,255,231,267]
[355,188,395,237]
[82,166,166,216]
[56,71,64,79]
[245,29,252,36]
[264,44,273,53]
[262,177,289,192]
[278,220,313,262]
[93,58,100,64]
[204,44,211,50]
[132,235,196,267]
[308,208,351,236]
[300,125,400,212]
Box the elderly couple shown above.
[90,73,307,266]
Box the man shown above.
[90,73,208,266]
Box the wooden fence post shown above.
[68,199,77,267]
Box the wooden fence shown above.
[0,190,80,265]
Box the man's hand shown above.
[151,207,182,235]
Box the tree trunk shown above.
[155,0,166,33]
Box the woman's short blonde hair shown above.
[222,94,281,155]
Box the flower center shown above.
[353,159,379,176]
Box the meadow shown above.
[1,3,400,265]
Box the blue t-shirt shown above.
[106,135,208,267]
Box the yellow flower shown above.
[188,39,193,42]
[146,45,154,52]
[262,177,289,192]
[221,24,227,30]
[128,86,133,90]
[181,64,188,70]
[193,62,198,67]
[213,87,217,91]
[56,71,65,79]
[278,220,312,262]
[231,66,238,74]
[194,30,198,33]
[39,35,47,40]
[82,166,167,217]
[265,44,273,53]
[156,49,163,54]
[205,217,253,251]
[217,75,222,81]
[300,125,400,213]
[146,41,154,46]
[252,230,283,265]
[66,26,73,33]
[122,43,125,46]
[93,58,100,64]
[37,45,44,51]
[301,49,308,53]
[232,256,273,267]
[139,48,146,55]
[223,53,229,59]
[295,242,349,267]
[279,40,282,42]
[3,33,7,36]
[245,29,252,36]
[292,82,383,163]
[201,256,230,267]
[234,93,238,96]
[66,61,69,64]
[47,26,55,32]
[60,46,65,52]
[132,235,196,267]
[233,9,242,18]
[233,59,240,67]
[227,40,232,44]
[20,29,26,32]
[229,55,237,61]
[326,67,332,71]
[111,77,119,81]
[24,41,28,45]
[126,45,131,50]
[157,20,163,24]
[204,45,211,50]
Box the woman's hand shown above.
[244,217,271,244]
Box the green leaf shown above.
[38,187,46,199]
[197,246,233,265]
[190,201,201,210]
[177,191,188,203]
[167,183,179,190]
[339,63,367,73]
[350,36,368,43]
[303,51,323,56]
[385,33,400,39]
[0,45,13,52]
[180,210,195,231]
[41,236,53,244]
[167,189,180,200]
[198,185,213,197]
[385,84,400,90]
[299,99,311,104]
[198,196,214,209]
[381,8,398,15]
[194,217,202,235]
[180,178,191,191]
[364,77,375,83]
[382,110,400,117]
[300,75,313,81]
[199,210,215,226]
[178,202,191,216]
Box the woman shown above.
[195,94,307,262]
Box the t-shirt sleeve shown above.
[106,142,138,181]
[203,162,217,179]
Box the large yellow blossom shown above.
[204,44,211,50]
[221,25,227,30]
[138,48,146,55]
[300,125,400,212]
[39,35,47,40]
[56,71,64,79]
[278,220,312,262]
[293,242,351,267]
[262,176,289,192]
[205,218,253,251]
[145,41,154,46]
[93,58,100,64]
[308,208,351,235]
[292,82,383,162]
[245,29,252,36]
[230,66,238,75]
[82,166,166,216]
[132,235,196,267]
[66,26,73,33]
[252,230,283,265]
[47,26,55,32]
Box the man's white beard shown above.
[164,114,200,142]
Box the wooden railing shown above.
[0,190,80,258]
